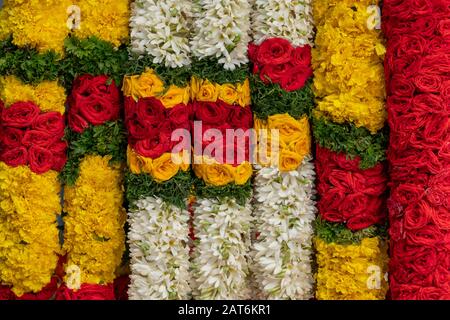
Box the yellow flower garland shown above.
[0,163,61,296]
[312,0,386,133]
[254,114,311,171]
[193,156,253,186]
[315,237,389,300]
[127,147,190,182]
[191,77,251,108]
[122,69,190,108]
[0,0,72,54]
[63,155,126,286]
[73,0,130,48]
[0,75,66,114]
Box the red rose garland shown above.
[0,101,67,174]
[383,0,450,300]
[315,146,388,231]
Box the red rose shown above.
[347,214,382,231]
[1,127,25,148]
[257,38,293,65]
[280,65,312,91]
[259,63,292,84]
[0,147,28,167]
[56,284,115,301]
[127,116,156,140]
[195,101,230,124]
[248,42,258,62]
[168,104,189,129]
[32,112,65,137]
[133,130,172,159]
[291,45,312,67]
[52,152,68,172]
[437,19,450,37]
[389,74,416,97]
[227,105,253,129]
[136,97,166,126]
[1,101,40,128]
[28,146,54,174]
[22,130,57,148]
[68,75,121,132]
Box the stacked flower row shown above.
[312,0,389,300]
[125,0,193,298]
[383,0,450,300]
[0,77,65,298]
[189,0,254,300]
[248,0,316,300]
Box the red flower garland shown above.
[248,38,313,91]
[315,146,388,231]
[0,101,67,173]
[55,283,115,300]
[383,0,450,300]
[68,75,121,133]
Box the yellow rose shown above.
[257,127,286,167]
[234,162,253,185]
[196,79,219,102]
[203,164,235,186]
[236,79,251,107]
[218,83,238,105]
[190,77,201,100]
[288,136,311,161]
[160,85,190,108]
[193,163,205,180]
[136,69,164,98]
[152,153,180,182]
[127,147,144,174]
[268,114,304,145]
[122,75,139,100]
[172,151,191,171]
[279,150,302,172]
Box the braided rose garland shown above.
[190,0,254,300]
[124,0,193,300]
[312,0,389,300]
[0,0,69,299]
[383,0,450,300]
[248,0,316,300]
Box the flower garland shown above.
[0,0,72,54]
[190,0,254,300]
[61,23,129,299]
[312,0,389,300]
[383,0,450,300]
[248,1,316,300]
[0,76,66,297]
[125,2,194,299]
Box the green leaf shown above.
[190,58,248,85]
[193,177,253,205]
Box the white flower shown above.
[191,0,251,70]
[252,0,315,47]
[192,197,253,299]
[130,0,193,68]
[128,197,192,300]
[251,156,316,299]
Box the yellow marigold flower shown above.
[312,0,386,133]
[0,162,61,296]
[315,237,389,300]
[74,0,130,47]
[0,0,71,53]
[123,69,165,100]
[0,76,66,114]
[151,153,180,182]
[219,83,238,105]
[63,155,125,286]
[160,85,190,109]
[234,162,253,185]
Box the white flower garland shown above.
[129,0,192,68]
[252,0,314,47]
[251,156,316,300]
[192,197,253,300]
[191,0,251,70]
[128,197,192,300]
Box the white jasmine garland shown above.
[252,0,314,47]
[130,0,192,68]
[192,197,253,300]
[128,197,192,300]
[251,156,316,300]
[191,0,251,70]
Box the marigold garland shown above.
[312,0,388,300]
